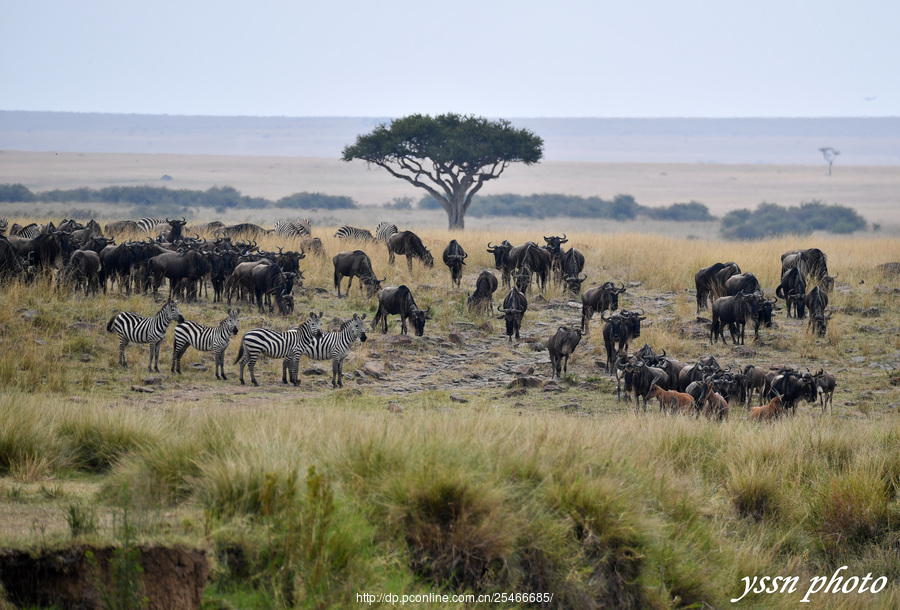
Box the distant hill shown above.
[1,111,899,165]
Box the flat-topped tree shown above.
[342,113,544,230]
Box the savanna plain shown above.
[1,154,900,609]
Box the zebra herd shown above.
[106,302,368,389]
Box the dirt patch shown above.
[0,545,208,609]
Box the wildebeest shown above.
[251,262,295,315]
[710,291,760,345]
[695,262,740,312]
[542,234,567,283]
[104,220,140,236]
[560,248,587,294]
[332,250,384,298]
[218,223,268,239]
[776,266,807,318]
[548,326,582,378]
[781,248,836,291]
[619,358,669,410]
[387,231,434,273]
[767,370,818,415]
[749,395,785,421]
[497,286,527,341]
[804,286,830,336]
[0,236,32,283]
[372,285,430,336]
[159,217,187,242]
[698,382,729,421]
[58,249,103,295]
[742,364,769,406]
[724,272,761,296]
[486,241,514,286]
[442,240,467,287]
[813,369,836,412]
[581,281,626,334]
[146,249,211,301]
[467,270,499,314]
[515,243,552,293]
[646,384,694,414]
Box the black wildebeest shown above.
[518,243,552,293]
[710,291,760,345]
[619,357,669,410]
[776,266,807,319]
[0,237,31,283]
[548,326,582,378]
[372,285,430,336]
[467,270,499,314]
[159,217,187,242]
[814,369,836,412]
[218,223,268,239]
[581,281,627,334]
[387,231,434,273]
[768,370,818,415]
[695,262,740,312]
[542,234,567,283]
[498,286,528,341]
[442,240,467,287]
[724,272,761,296]
[105,220,140,236]
[486,240,514,286]
[251,263,295,315]
[332,250,385,298]
[804,286,830,336]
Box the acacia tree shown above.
[342,113,544,230]
[819,147,840,176]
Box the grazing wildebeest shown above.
[560,248,587,294]
[498,286,528,341]
[724,272,761,296]
[804,286,830,336]
[372,285,430,336]
[442,239,467,287]
[332,250,384,298]
[581,281,627,334]
[781,248,836,291]
[387,230,434,273]
[467,270,499,314]
[813,369,836,412]
[776,266,807,319]
[517,243,552,293]
[548,326,582,378]
[146,249,211,301]
[710,291,760,345]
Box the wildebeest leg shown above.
[407,256,413,274]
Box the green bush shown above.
[721,200,866,239]
[276,192,356,210]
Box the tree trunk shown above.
[446,191,466,230]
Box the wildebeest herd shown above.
[0,216,843,414]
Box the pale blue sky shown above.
[2,0,897,118]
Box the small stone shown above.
[361,362,384,378]
[515,365,535,376]
[387,402,404,413]
[503,388,527,398]
[448,332,466,344]
[79,353,91,362]
[304,366,326,375]
[543,380,565,392]
[449,394,469,403]
[141,375,166,385]
[189,363,209,371]
[131,385,155,393]
[480,321,494,333]
[508,376,544,389]
[850,356,866,364]
[628,281,642,288]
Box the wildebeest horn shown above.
[166,217,171,223]
[601,310,614,322]
[560,234,567,242]
[487,242,496,251]
[617,281,627,293]
[497,304,506,313]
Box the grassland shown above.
[1,222,899,608]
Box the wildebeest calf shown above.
[548,326,582,378]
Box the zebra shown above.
[291,313,367,389]
[136,217,165,233]
[234,312,323,386]
[273,219,312,238]
[11,223,41,238]
[334,226,375,242]
[375,221,398,243]
[106,299,185,371]
[172,309,240,379]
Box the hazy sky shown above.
[2,0,897,118]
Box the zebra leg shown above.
[248,354,260,386]
[216,348,226,380]
[332,356,345,389]
[238,354,247,385]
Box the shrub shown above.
[721,200,866,239]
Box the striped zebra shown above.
[334,226,375,242]
[235,311,323,386]
[375,221,398,243]
[273,219,312,238]
[172,309,240,380]
[291,313,367,388]
[136,217,165,233]
[11,223,41,238]
[106,299,185,371]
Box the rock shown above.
[78,353,91,362]
[131,385,155,393]
[543,380,565,392]
[388,334,414,345]
[141,375,166,385]
[387,402,404,413]
[448,332,466,344]
[22,310,38,321]
[304,366,326,375]
[628,281,642,288]
[480,321,494,333]
[188,363,209,371]
[503,388,527,398]
[851,356,866,364]
[508,376,543,389]
[449,394,469,403]
[515,365,535,376]
[361,361,384,378]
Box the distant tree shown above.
[819,147,840,176]
[342,113,544,230]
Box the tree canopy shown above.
[342,113,544,229]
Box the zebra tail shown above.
[106,313,118,332]
[234,342,244,364]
